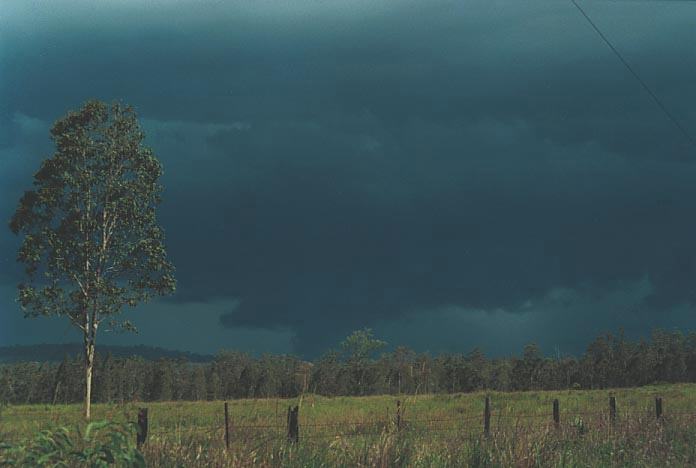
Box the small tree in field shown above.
[9,100,176,419]
[340,328,386,395]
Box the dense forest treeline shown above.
[2,328,696,405]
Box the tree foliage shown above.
[9,100,176,417]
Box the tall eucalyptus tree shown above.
[10,100,176,418]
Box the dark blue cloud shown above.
[1,0,696,356]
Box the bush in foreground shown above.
[0,421,144,467]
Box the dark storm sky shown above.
[1,0,696,358]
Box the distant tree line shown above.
[0,344,211,364]
[2,328,696,405]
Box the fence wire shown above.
[3,398,695,448]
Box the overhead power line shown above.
[570,0,696,151]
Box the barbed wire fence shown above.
[2,395,695,447]
[125,395,693,449]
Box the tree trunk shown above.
[84,339,95,420]
[52,381,61,405]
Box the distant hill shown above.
[0,344,214,363]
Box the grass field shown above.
[2,384,696,467]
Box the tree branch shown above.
[71,273,89,299]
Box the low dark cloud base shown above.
[2,0,696,356]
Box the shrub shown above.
[0,421,144,467]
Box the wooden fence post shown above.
[396,400,401,432]
[609,396,616,425]
[655,397,663,421]
[137,408,148,449]
[484,396,491,437]
[553,399,560,429]
[224,401,230,450]
[287,405,299,443]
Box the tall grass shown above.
[2,384,696,466]
[0,421,144,467]
[138,417,696,467]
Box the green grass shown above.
[3,384,696,466]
